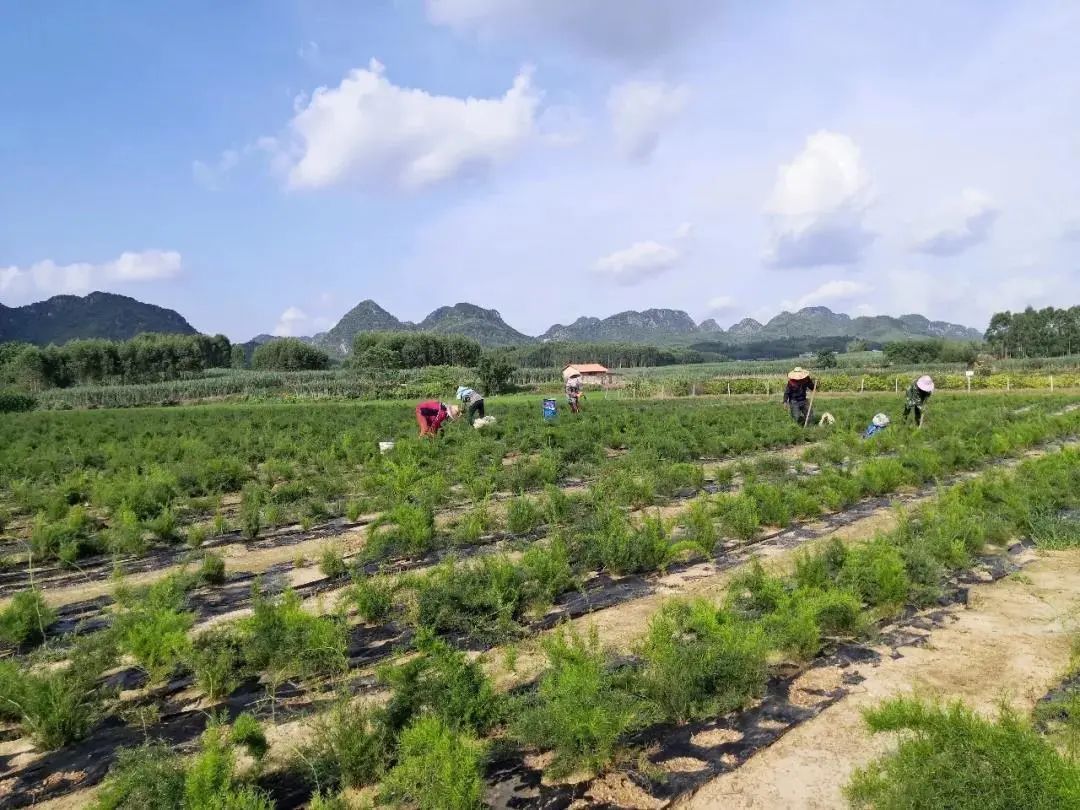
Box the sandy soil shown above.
[677,549,1080,810]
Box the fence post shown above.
[726,382,731,396]
[860,376,865,393]
[894,377,898,393]
[967,375,971,393]
[1051,375,1054,392]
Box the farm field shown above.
[1,391,1080,808]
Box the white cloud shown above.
[782,279,870,311]
[592,222,694,285]
[298,40,320,62]
[279,59,539,191]
[594,241,680,285]
[764,131,875,268]
[0,250,182,302]
[705,295,737,315]
[426,0,719,63]
[273,306,310,337]
[912,189,999,256]
[608,80,689,160]
[271,306,334,337]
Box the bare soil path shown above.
[676,549,1080,810]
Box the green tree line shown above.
[500,341,725,369]
[0,333,233,390]
[350,332,483,369]
[882,339,980,365]
[984,306,1080,358]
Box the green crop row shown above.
[75,446,1080,810]
[3,393,1071,567]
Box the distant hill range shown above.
[0,292,197,345]
[300,300,982,353]
[0,292,983,353]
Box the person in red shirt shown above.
[415,400,460,437]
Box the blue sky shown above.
[2,1,1078,340]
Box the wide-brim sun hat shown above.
[872,413,891,427]
[789,367,810,380]
[916,375,935,393]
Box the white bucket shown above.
[378,441,395,454]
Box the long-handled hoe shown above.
[804,386,817,428]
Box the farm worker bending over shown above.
[416,400,460,437]
[455,386,485,424]
[783,367,816,426]
[565,374,583,414]
[863,412,890,439]
[903,376,934,428]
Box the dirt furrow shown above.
[675,549,1080,810]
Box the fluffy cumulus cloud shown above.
[782,279,870,311]
[593,222,692,286]
[426,0,720,63]
[281,59,539,191]
[594,241,680,285]
[913,189,999,256]
[608,80,689,160]
[0,250,181,303]
[272,306,334,337]
[764,131,875,269]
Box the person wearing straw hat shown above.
[783,367,816,426]
[903,376,934,427]
[565,373,583,414]
[455,385,485,425]
[415,400,460,437]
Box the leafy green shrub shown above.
[308,791,350,810]
[638,599,768,722]
[379,630,500,735]
[589,512,673,575]
[367,502,436,559]
[229,712,268,760]
[520,537,577,611]
[512,628,643,777]
[451,504,497,544]
[105,507,146,555]
[683,498,718,554]
[12,666,101,749]
[146,507,178,542]
[297,699,389,793]
[715,493,761,540]
[381,715,485,810]
[838,539,910,609]
[410,555,524,643]
[184,721,273,810]
[792,539,848,591]
[0,588,56,646]
[189,629,244,700]
[846,698,1080,809]
[92,742,186,809]
[200,552,227,585]
[240,587,347,681]
[240,484,264,540]
[0,391,37,413]
[319,545,347,577]
[347,573,395,623]
[114,576,196,681]
[506,495,544,535]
